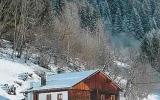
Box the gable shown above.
[73,72,120,93]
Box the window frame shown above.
[46,94,51,100]
[57,93,63,100]
[101,94,105,100]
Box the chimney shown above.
[40,72,46,86]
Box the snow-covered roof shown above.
[0,96,9,100]
[30,70,99,91]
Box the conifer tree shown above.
[113,8,122,34]
[132,8,144,39]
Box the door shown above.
[90,91,97,100]
[33,93,39,100]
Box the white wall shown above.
[38,91,68,100]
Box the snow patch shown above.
[114,60,130,68]
[144,94,159,100]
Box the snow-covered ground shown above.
[144,94,160,100]
[0,39,53,100]
[120,94,160,100]
[0,58,41,100]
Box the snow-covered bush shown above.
[18,73,33,81]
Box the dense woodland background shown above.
[0,0,160,99]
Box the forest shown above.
[0,0,160,99]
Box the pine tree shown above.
[140,35,152,60]
[132,8,144,39]
[151,34,160,70]
[51,0,65,16]
[140,30,160,72]
[99,0,112,31]
[113,8,122,34]
[79,5,100,32]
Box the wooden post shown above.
[97,89,99,100]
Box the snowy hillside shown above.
[0,40,159,100]
[0,40,53,100]
[0,58,40,100]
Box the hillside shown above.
[0,40,158,100]
[0,49,159,100]
[0,40,53,100]
[0,54,159,100]
[1,0,160,72]
[1,0,160,100]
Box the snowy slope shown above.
[0,58,41,100]
[0,39,159,100]
[0,39,53,100]
[144,94,160,100]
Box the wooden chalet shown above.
[25,70,121,100]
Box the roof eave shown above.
[23,87,71,93]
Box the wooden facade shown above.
[31,71,120,100]
[68,90,90,100]
[70,72,120,100]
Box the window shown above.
[101,94,105,100]
[111,95,115,100]
[57,93,63,100]
[46,94,51,100]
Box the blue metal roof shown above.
[31,70,99,91]
[0,96,9,100]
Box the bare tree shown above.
[122,48,155,100]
